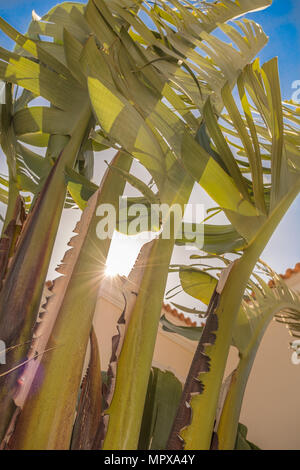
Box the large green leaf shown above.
[0,16,79,86]
[86,36,259,217]
[179,267,217,305]
[0,47,84,111]
[235,423,260,450]
[176,223,246,254]
[203,97,250,201]
[29,3,87,44]
[13,107,76,137]
[88,76,165,179]
[138,368,182,450]
[64,166,98,211]
[122,1,269,111]
[160,315,203,342]
[203,58,300,243]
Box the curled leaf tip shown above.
[32,10,41,21]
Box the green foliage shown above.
[0,0,297,452]
[160,315,203,341]
[235,423,261,450]
[138,368,182,450]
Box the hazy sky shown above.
[0,0,299,304]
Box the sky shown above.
[0,0,299,306]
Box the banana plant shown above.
[2,0,270,450]
[0,0,279,450]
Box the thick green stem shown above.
[102,173,194,450]
[0,105,92,442]
[217,299,299,450]
[167,251,257,450]
[217,354,256,450]
[103,236,176,450]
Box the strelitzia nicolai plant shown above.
[1,0,295,452]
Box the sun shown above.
[105,231,152,278]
